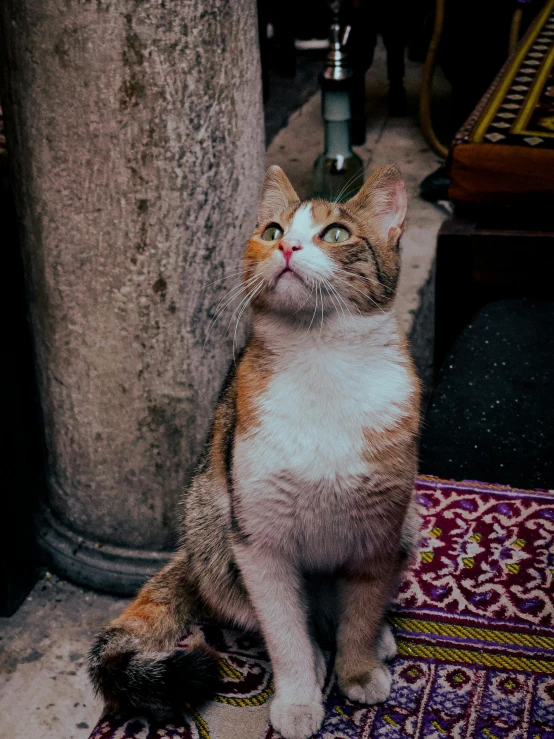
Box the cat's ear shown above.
[258,166,299,225]
[348,164,407,240]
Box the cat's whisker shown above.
[208,273,262,329]
[318,284,325,343]
[335,267,396,296]
[232,280,265,364]
[203,274,263,353]
[201,269,246,290]
[321,281,346,335]
[293,281,316,315]
[329,283,362,336]
[320,281,349,339]
[333,266,381,287]
[331,274,387,315]
[334,273,391,306]
[225,277,264,339]
[204,279,259,341]
[212,272,263,316]
[332,168,365,204]
[321,277,358,336]
[336,180,365,203]
[319,278,343,325]
[307,278,319,334]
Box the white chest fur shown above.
[233,313,413,565]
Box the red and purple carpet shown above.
[89,476,554,739]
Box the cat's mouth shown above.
[276,266,301,282]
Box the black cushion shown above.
[420,300,554,489]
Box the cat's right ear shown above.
[258,166,299,225]
[348,164,407,240]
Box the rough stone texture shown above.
[0,1,265,556]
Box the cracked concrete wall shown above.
[0,0,264,580]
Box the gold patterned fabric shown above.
[449,0,554,203]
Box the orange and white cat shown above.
[89,165,420,739]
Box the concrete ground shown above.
[0,43,450,739]
[0,572,126,738]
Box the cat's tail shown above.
[88,556,220,719]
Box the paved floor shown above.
[264,54,321,146]
[0,43,450,739]
[0,573,126,738]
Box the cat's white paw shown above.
[376,622,397,662]
[270,694,324,739]
[314,646,327,689]
[343,665,392,705]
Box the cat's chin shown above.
[265,272,310,312]
[261,297,329,324]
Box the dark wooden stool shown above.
[423,299,554,488]
[435,0,554,372]
[435,211,554,372]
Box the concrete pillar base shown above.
[38,504,170,596]
[1,0,265,591]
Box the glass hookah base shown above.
[312,155,365,202]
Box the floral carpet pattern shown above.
[89,477,554,739]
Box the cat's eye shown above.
[261,224,284,241]
[321,225,350,244]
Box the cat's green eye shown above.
[322,225,350,244]
[261,224,284,241]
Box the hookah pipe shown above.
[419,0,523,159]
[312,11,365,200]
[327,0,367,145]
[323,22,352,82]
[419,0,448,158]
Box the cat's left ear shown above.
[258,165,299,225]
[348,164,407,243]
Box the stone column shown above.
[0,0,264,593]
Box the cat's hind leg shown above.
[335,562,396,705]
[88,551,219,720]
[89,469,256,720]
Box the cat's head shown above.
[243,164,407,321]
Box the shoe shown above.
[419,165,450,202]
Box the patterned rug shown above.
[89,476,554,739]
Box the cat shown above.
[89,164,420,739]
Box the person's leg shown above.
[380,1,408,115]
[348,0,378,144]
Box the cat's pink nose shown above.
[279,240,302,265]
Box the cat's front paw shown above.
[340,665,392,705]
[376,622,397,662]
[270,694,324,739]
